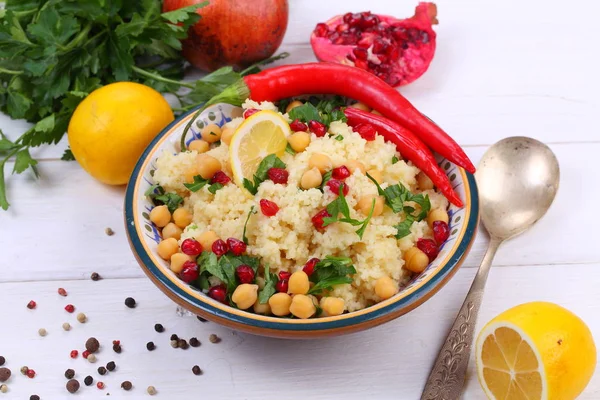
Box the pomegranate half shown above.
[163,0,289,72]
[310,3,438,87]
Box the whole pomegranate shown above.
[310,3,438,87]
[163,0,289,72]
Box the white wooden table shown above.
[1,1,599,398]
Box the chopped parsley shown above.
[334,135,344,141]
[184,175,210,192]
[242,154,286,195]
[287,96,347,127]
[392,155,399,164]
[285,143,296,155]
[145,184,183,213]
[208,182,224,194]
[197,251,261,297]
[308,256,356,295]
[322,185,375,239]
[258,270,277,304]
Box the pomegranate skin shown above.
[163,0,289,72]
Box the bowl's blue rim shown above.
[125,105,480,332]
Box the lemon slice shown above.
[476,302,596,400]
[229,110,290,190]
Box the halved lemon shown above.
[229,110,290,190]
[476,302,596,400]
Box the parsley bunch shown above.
[285,96,347,127]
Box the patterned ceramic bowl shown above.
[125,103,479,339]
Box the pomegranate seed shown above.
[267,168,289,184]
[347,13,364,28]
[332,165,351,180]
[372,38,389,54]
[82,350,90,359]
[70,350,78,359]
[227,238,246,256]
[97,382,105,389]
[361,13,380,28]
[433,221,450,244]
[312,208,332,231]
[303,258,320,276]
[211,239,228,256]
[336,23,349,33]
[211,170,231,185]
[308,120,327,137]
[327,179,349,196]
[243,108,259,118]
[65,304,75,313]
[181,238,203,256]
[354,59,369,70]
[58,288,67,297]
[27,300,36,309]
[26,369,36,378]
[236,265,255,284]
[275,279,288,293]
[355,123,377,141]
[417,238,439,262]
[112,340,120,346]
[353,47,369,60]
[180,261,199,283]
[329,32,342,44]
[289,119,308,132]
[341,33,359,45]
[208,285,227,303]
[342,12,353,24]
[314,22,329,37]
[278,271,291,280]
[260,199,279,217]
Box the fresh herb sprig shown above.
[145,184,183,213]
[287,96,347,127]
[258,270,277,304]
[242,206,257,244]
[197,250,261,298]
[322,185,375,239]
[308,256,356,295]
[242,154,286,195]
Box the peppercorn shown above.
[209,334,221,344]
[27,300,36,309]
[76,313,87,323]
[26,369,36,378]
[112,344,122,354]
[105,227,114,236]
[146,342,156,351]
[154,323,164,333]
[124,297,136,308]
[0,385,6,393]
[62,323,71,331]
[96,381,105,389]
[170,340,179,349]
[192,365,202,376]
[58,287,67,296]
[189,337,201,348]
[147,386,157,395]
[0,357,4,366]
[82,350,90,359]
[106,361,116,372]
[38,328,47,337]
[169,334,178,341]
[66,379,80,393]
[121,381,132,391]
[196,316,207,323]
[87,354,97,363]
[64,304,75,313]
[97,366,106,376]
[64,369,75,379]
[30,395,40,400]
[178,339,189,350]
[0,368,11,382]
[20,366,28,375]
[84,376,93,386]
[85,337,100,353]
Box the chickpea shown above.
[172,208,193,229]
[427,208,449,228]
[350,102,371,112]
[288,131,311,153]
[300,168,323,189]
[253,299,271,315]
[403,247,429,273]
[170,252,194,273]
[285,100,303,113]
[320,297,345,316]
[288,271,310,295]
[346,160,366,175]
[289,294,316,319]
[268,293,292,316]
[371,110,383,116]
[185,167,199,184]
[162,222,182,240]
[220,127,235,146]
[157,238,179,260]
[375,276,399,300]
[357,195,384,217]
[196,230,219,250]
[417,172,434,191]
[149,205,171,228]
[367,168,383,184]
[196,154,222,179]
[188,139,210,153]
[201,123,222,143]
[232,284,259,310]
[308,153,332,174]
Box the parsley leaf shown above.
[61,148,75,161]
[392,155,399,164]
[334,135,344,141]
[320,170,333,191]
[208,182,224,194]
[145,184,165,198]
[242,154,285,195]
[218,255,237,294]
[154,192,183,213]
[242,206,256,244]
[394,215,415,239]
[321,185,373,239]
[184,175,209,192]
[285,143,296,155]
[308,256,356,295]
[13,149,38,176]
[287,96,347,127]
[198,252,224,281]
[258,270,278,304]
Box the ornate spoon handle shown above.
[420,238,501,400]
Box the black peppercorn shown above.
[85,337,100,353]
[66,379,80,393]
[90,272,101,281]
[64,369,75,379]
[113,344,122,354]
[178,339,189,350]
[84,376,94,386]
[0,356,5,366]
[121,381,132,391]
[189,337,201,347]
[30,395,40,400]
[192,365,202,376]
[106,361,116,372]
[124,297,136,308]
[154,323,164,333]
[209,334,221,343]
[170,334,179,341]
[146,341,156,351]
[196,316,207,322]
[97,366,107,376]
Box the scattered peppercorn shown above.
[154,323,164,333]
[0,357,4,366]
[170,340,178,349]
[192,365,202,376]
[26,369,36,379]
[91,272,101,281]
[82,350,90,359]
[97,382,105,390]
[147,386,157,395]
[124,297,136,308]
[106,362,116,372]
[0,384,6,393]
[38,328,47,337]
[112,344,122,354]
[146,342,156,351]
[196,316,207,322]
[64,369,75,379]
[58,288,67,296]
[121,381,132,391]
[66,379,80,393]
[76,313,87,323]
[69,350,78,359]
[105,227,114,236]
[27,300,36,309]
[87,354,97,363]
[20,366,29,375]
[178,339,188,350]
[170,334,178,341]
[0,368,11,382]
[63,323,71,331]
[209,334,221,344]
[64,304,75,313]
[189,337,201,348]
[30,395,40,400]
[85,337,100,353]
[97,366,107,376]
[84,376,93,386]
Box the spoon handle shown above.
[420,238,501,400]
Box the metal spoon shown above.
[421,137,560,400]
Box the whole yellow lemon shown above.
[68,82,174,185]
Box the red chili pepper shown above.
[344,108,463,207]
[241,63,475,173]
